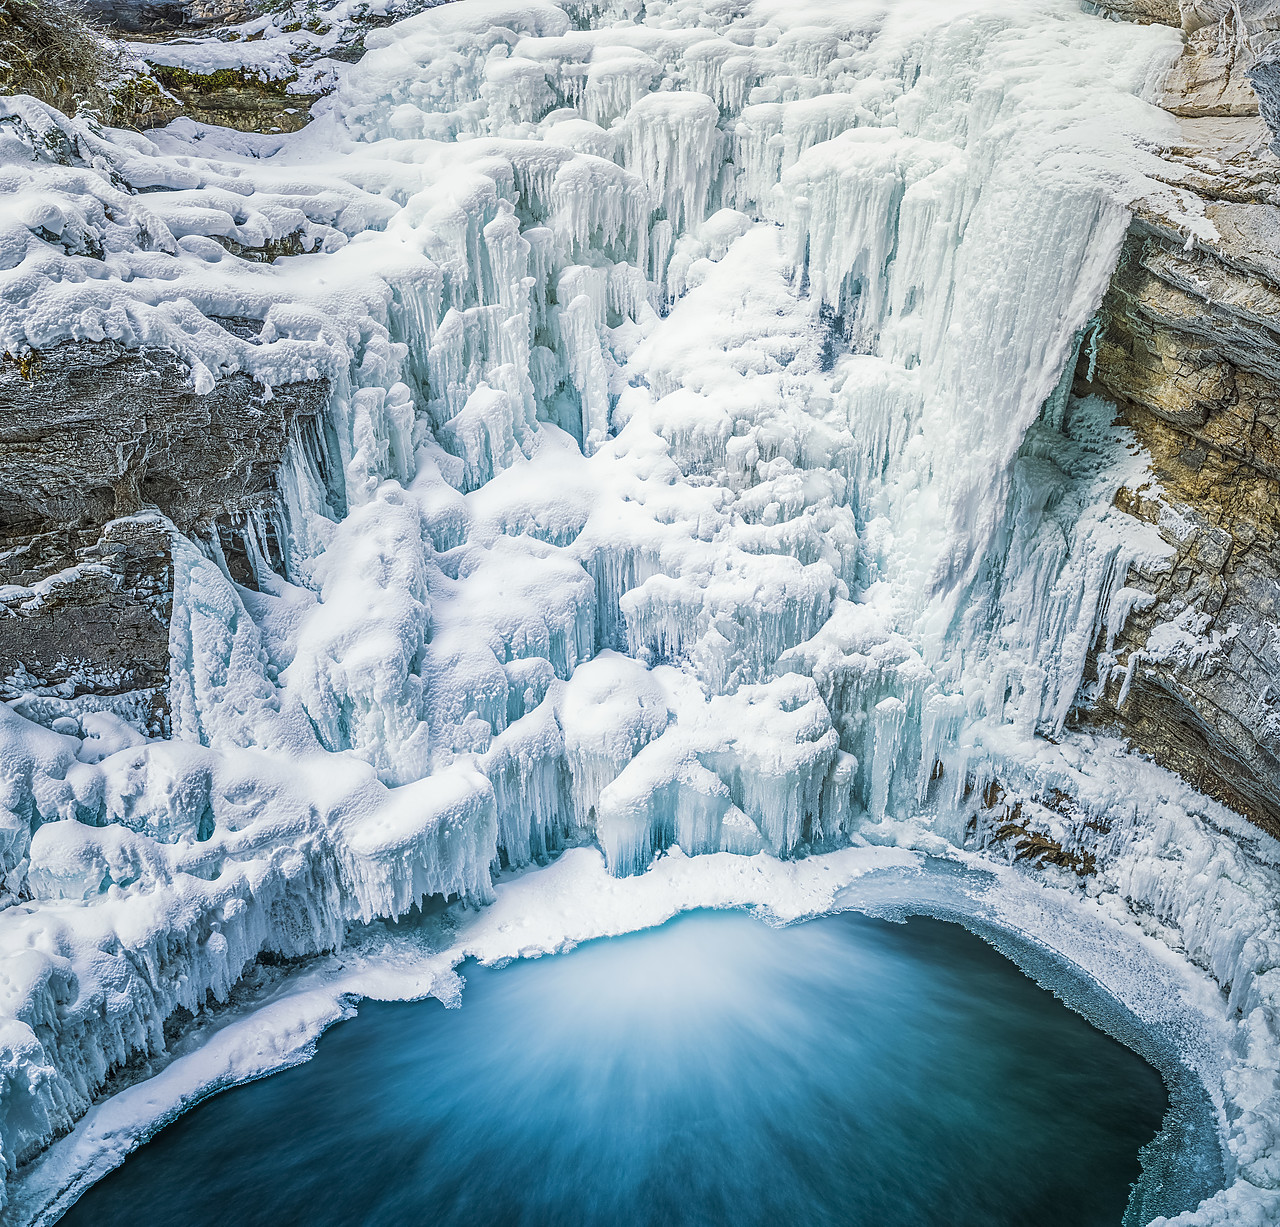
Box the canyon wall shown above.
[1080,0,1280,837]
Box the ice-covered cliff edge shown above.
[2,1,1280,1223]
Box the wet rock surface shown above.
[0,337,327,532]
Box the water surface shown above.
[65,910,1171,1227]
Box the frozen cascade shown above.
[4,2,1280,1224]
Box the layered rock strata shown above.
[1074,6,1280,837]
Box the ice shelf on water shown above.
[0,1,1278,1224]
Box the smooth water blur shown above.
[64,912,1170,1227]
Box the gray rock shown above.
[0,337,331,730]
[0,517,172,734]
[1074,136,1280,837]
[1250,55,1280,156]
[0,337,328,534]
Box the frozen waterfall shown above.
[3,3,1280,1225]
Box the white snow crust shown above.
[1,1,1278,1224]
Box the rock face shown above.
[130,66,321,134]
[83,0,187,33]
[84,0,253,33]
[0,339,328,730]
[1252,55,1280,154]
[1098,2,1280,115]
[1074,8,1280,837]
[0,516,172,734]
[0,337,327,532]
[109,0,422,133]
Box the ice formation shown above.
[1,1,1279,1224]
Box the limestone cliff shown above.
[1077,1,1280,836]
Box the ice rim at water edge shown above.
[1,0,1279,1224]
